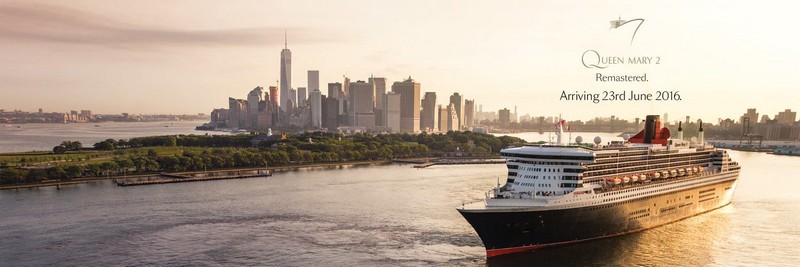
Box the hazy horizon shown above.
[1,0,798,123]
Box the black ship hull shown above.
[459,178,737,257]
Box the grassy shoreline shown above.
[0,159,395,191]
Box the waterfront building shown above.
[776,109,796,125]
[280,33,292,111]
[421,92,437,132]
[310,89,322,128]
[383,92,401,132]
[740,108,759,124]
[228,97,247,129]
[450,93,464,130]
[464,99,475,129]
[391,77,421,133]
[210,108,228,127]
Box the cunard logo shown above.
[609,16,644,45]
[582,16,658,69]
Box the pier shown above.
[115,169,271,187]
[396,158,506,168]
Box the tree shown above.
[60,141,82,151]
[0,168,26,184]
[48,166,69,181]
[99,162,119,176]
[53,145,67,154]
[64,165,85,178]
[147,149,158,158]
[25,169,46,183]
[94,139,117,150]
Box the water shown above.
[1,131,799,266]
[0,121,226,153]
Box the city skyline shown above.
[1,1,799,122]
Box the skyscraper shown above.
[450,92,464,130]
[321,95,339,131]
[421,92,437,132]
[269,86,279,112]
[369,76,387,126]
[298,87,307,107]
[383,92,401,132]
[308,70,320,91]
[290,88,297,109]
[437,104,449,132]
[310,89,322,128]
[391,77,421,133]
[342,76,350,98]
[247,86,263,128]
[369,77,387,110]
[280,32,292,111]
[464,99,475,129]
[349,80,375,127]
[228,97,247,129]
[499,108,511,126]
[328,82,342,100]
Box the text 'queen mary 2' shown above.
[458,115,740,257]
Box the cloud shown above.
[0,2,334,49]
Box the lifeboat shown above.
[631,175,639,182]
[686,168,693,175]
[623,176,631,183]
[652,172,661,179]
[606,178,616,185]
[613,178,621,185]
[670,170,678,177]
[662,171,670,178]
[639,174,648,181]
[678,169,686,176]
[692,167,699,173]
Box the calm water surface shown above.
[1,132,798,266]
[0,121,225,153]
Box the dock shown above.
[413,163,436,168]
[399,158,506,168]
[115,169,271,187]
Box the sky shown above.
[1,0,799,123]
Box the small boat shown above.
[631,175,639,182]
[622,176,631,183]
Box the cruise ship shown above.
[458,115,740,257]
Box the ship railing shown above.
[487,189,559,200]
[593,169,721,194]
